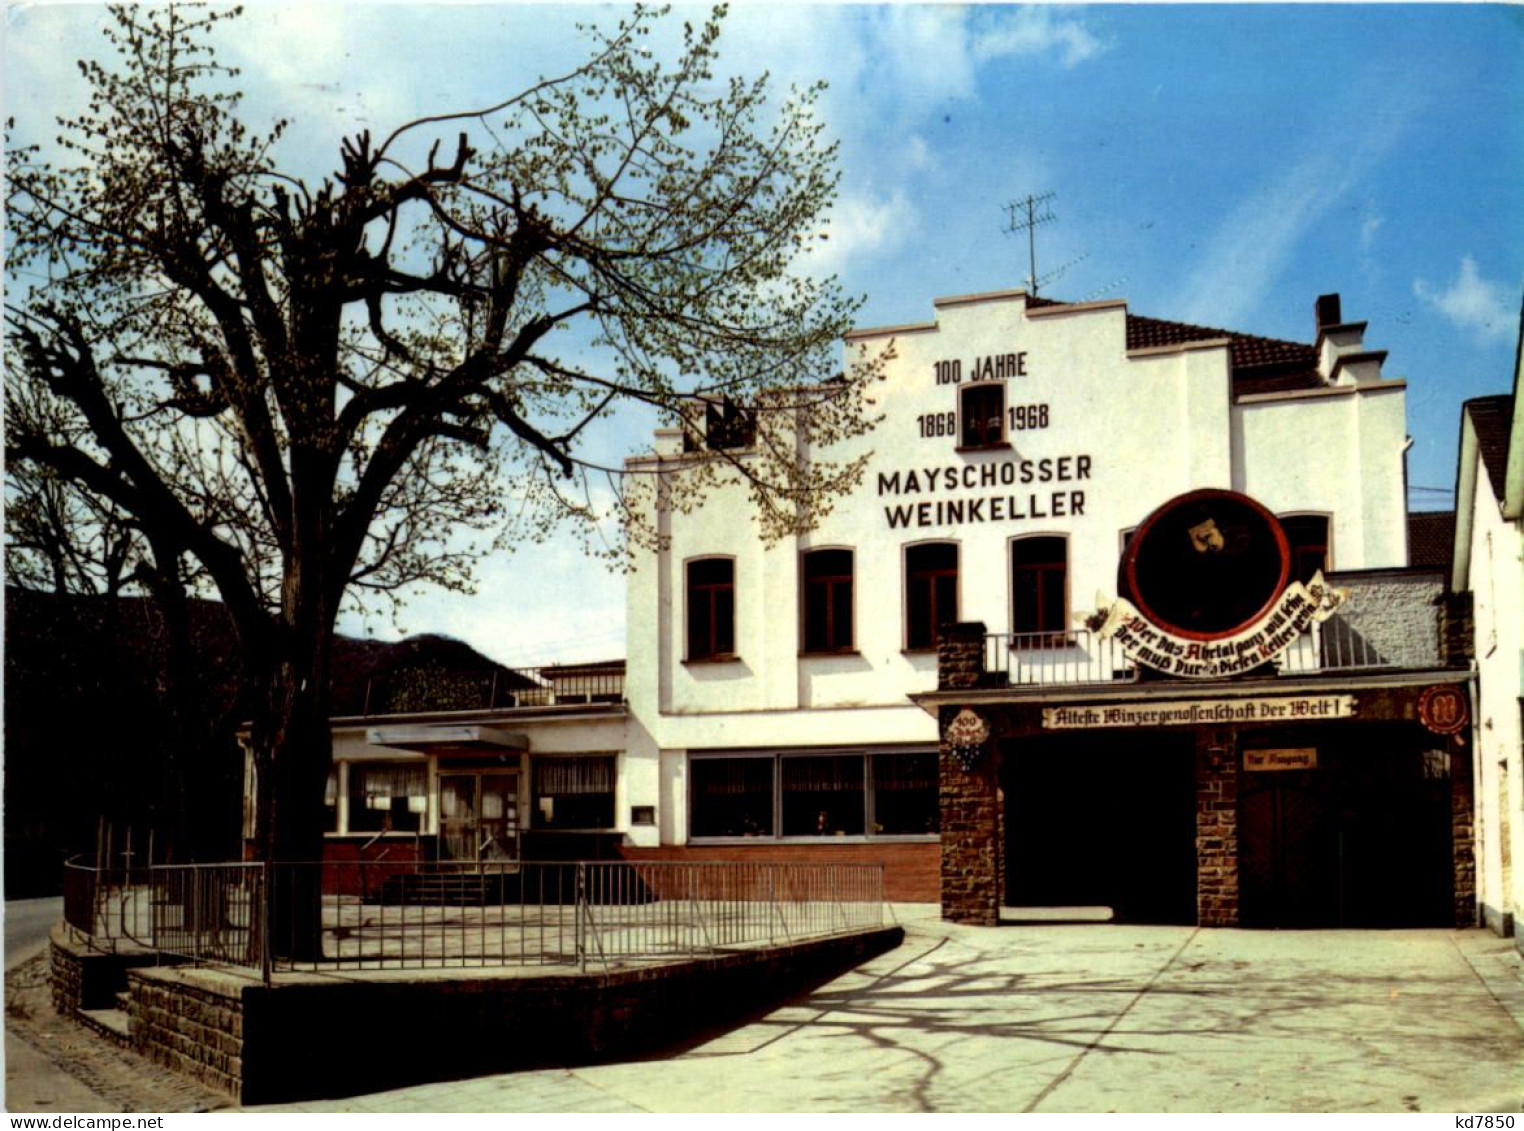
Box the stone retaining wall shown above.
[129,969,246,1098]
[122,926,902,1105]
[49,926,164,1014]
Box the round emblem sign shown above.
[1123,489,1291,640]
[945,709,990,772]
[1418,685,1469,735]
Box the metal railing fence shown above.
[59,858,886,984]
[362,664,625,715]
[986,630,1138,687]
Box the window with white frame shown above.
[1012,535,1068,635]
[347,762,427,834]
[801,548,854,654]
[690,751,939,840]
[532,755,616,829]
[960,383,1005,448]
[687,557,736,661]
[905,542,958,650]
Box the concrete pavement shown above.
[5,898,120,1113]
[6,899,63,971]
[250,905,1524,1113]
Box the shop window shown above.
[691,756,774,838]
[1012,536,1068,635]
[1282,514,1330,583]
[687,557,735,661]
[870,752,939,835]
[782,753,865,836]
[347,762,426,834]
[905,542,958,650]
[960,383,1005,448]
[801,548,854,653]
[690,751,938,840]
[533,755,615,829]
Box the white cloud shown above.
[971,7,1108,70]
[903,135,932,171]
[800,189,918,276]
[1413,256,1516,343]
[1360,214,1385,253]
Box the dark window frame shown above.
[905,541,959,651]
[686,556,737,661]
[801,547,855,654]
[684,396,757,452]
[1011,535,1069,636]
[1281,513,1331,584]
[959,382,1006,449]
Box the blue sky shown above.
[6,3,1521,664]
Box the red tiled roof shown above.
[1406,511,1456,571]
[1466,395,1514,504]
[1029,296,1322,396]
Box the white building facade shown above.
[296,287,1477,929]
[1452,311,1523,950]
[619,288,1473,926]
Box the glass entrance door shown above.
[438,772,520,864]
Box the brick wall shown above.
[939,713,1001,926]
[49,926,163,1014]
[619,843,939,903]
[938,621,987,690]
[49,937,86,1016]
[1196,729,1240,928]
[129,969,244,1098]
[1440,591,1475,667]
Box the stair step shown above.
[78,1007,131,1045]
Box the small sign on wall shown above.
[1244,748,1318,772]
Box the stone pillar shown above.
[1195,728,1240,927]
[1452,744,1478,929]
[938,621,987,690]
[939,707,1001,927]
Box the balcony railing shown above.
[984,614,1439,689]
[986,630,1138,687]
[362,664,625,716]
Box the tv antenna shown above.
[1035,252,1090,295]
[1004,192,1057,295]
[1081,275,1130,303]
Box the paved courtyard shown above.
[244,906,1524,1114]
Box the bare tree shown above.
[5,2,879,933]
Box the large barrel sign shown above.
[1123,489,1291,641]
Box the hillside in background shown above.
[3,588,512,895]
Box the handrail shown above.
[58,858,887,984]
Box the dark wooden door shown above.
[1239,773,1336,927]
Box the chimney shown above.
[1315,293,1342,332]
[1313,293,1386,386]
